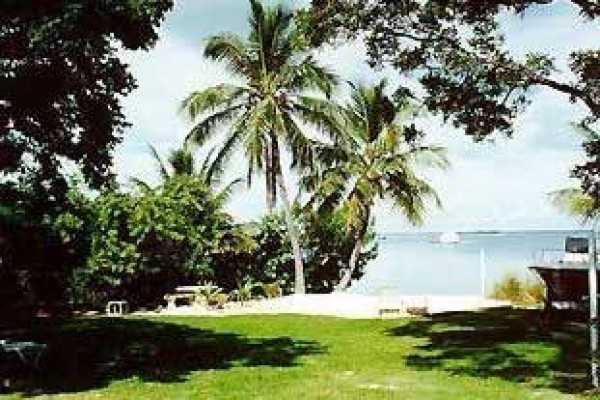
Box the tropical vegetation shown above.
[304,81,447,290]
[181,0,339,294]
[549,123,600,223]
[3,0,600,397]
[0,0,443,316]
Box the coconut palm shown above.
[131,143,241,205]
[303,81,448,291]
[181,0,338,294]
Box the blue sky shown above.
[115,0,599,233]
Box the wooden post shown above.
[589,229,598,388]
[480,248,486,298]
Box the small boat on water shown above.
[438,231,461,244]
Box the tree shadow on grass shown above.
[0,317,323,396]
[387,308,590,394]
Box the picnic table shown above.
[164,285,203,309]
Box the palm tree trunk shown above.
[265,142,276,211]
[335,210,370,292]
[334,236,363,292]
[272,138,306,294]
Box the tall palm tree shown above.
[181,0,338,294]
[303,81,448,291]
[131,143,241,205]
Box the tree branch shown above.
[529,75,599,117]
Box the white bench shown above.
[106,300,129,316]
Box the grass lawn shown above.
[1,308,598,399]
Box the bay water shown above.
[352,230,591,296]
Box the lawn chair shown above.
[0,340,47,388]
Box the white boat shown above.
[438,231,460,244]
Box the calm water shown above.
[352,230,591,296]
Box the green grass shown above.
[1,309,598,399]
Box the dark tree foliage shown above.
[63,175,249,309]
[0,0,173,189]
[301,0,600,196]
[0,182,76,318]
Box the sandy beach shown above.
[146,293,511,319]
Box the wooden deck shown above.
[530,263,596,311]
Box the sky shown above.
[114,0,600,233]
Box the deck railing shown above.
[532,248,594,266]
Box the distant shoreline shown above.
[378,229,590,236]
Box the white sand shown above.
[144,293,510,319]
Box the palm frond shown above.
[275,109,317,170]
[181,84,248,120]
[129,177,154,193]
[279,56,339,96]
[206,126,245,187]
[185,104,246,147]
[291,95,343,140]
[549,187,598,224]
[214,178,244,207]
[405,145,450,170]
[204,34,252,76]
[146,143,170,181]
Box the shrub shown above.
[66,176,251,309]
[231,280,256,305]
[491,273,545,305]
[262,282,281,299]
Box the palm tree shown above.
[131,143,241,205]
[549,123,600,224]
[549,188,598,224]
[303,80,448,291]
[181,0,338,294]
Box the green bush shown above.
[491,273,545,305]
[64,176,252,309]
[46,177,378,311]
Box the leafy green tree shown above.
[215,207,376,294]
[304,81,447,290]
[0,182,76,314]
[63,176,252,308]
[301,0,599,197]
[1,1,173,190]
[300,207,377,292]
[181,0,338,294]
